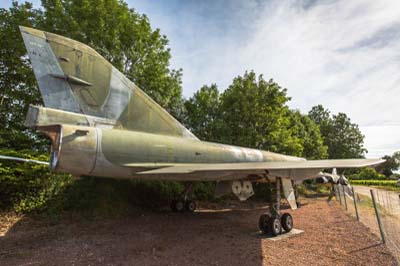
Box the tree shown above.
[0,2,45,150]
[40,0,183,115]
[329,113,366,158]
[289,110,328,159]
[376,152,400,177]
[0,0,184,150]
[308,105,366,159]
[393,151,400,164]
[184,84,221,141]
[218,71,303,156]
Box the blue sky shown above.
[2,0,400,158]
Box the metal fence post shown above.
[338,185,342,205]
[351,186,359,221]
[342,185,348,211]
[370,189,386,244]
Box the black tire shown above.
[185,200,196,212]
[175,200,186,212]
[281,213,293,232]
[258,214,271,234]
[269,216,282,236]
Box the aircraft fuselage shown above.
[40,122,304,180]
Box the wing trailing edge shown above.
[131,158,385,174]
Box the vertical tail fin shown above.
[20,26,197,139]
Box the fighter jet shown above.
[14,26,383,236]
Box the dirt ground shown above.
[0,198,397,266]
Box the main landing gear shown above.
[258,177,294,236]
[170,183,197,213]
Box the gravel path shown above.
[0,198,397,266]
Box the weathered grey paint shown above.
[20,27,82,113]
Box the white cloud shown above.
[240,0,400,125]
[133,0,400,158]
[239,0,400,157]
[361,126,400,158]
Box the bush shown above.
[348,167,387,180]
[0,149,73,213]
[0,149,218,215]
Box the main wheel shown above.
[258,214,271,234]
[281,213,293,232]
[269,216,282,236]
[185,200,196,212]
[174,200,186,212]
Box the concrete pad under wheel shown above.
[253,228,304,240]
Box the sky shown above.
[2,0,400,158]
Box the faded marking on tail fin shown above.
[20,26,197,140]
[20,26,83,113]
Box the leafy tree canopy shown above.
[375,151,400,177]
[40,0,183,114]
[288,110,328,159]
[214,71,304,156]
[0,0,183,150]
[184,84,221,142]
[0,2,45,150]
[308,105,366,159]
[184,72,329,159]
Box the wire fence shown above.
[335,184,400,263]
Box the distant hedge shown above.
[350,180,398,187]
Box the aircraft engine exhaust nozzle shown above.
[38,124,97,176]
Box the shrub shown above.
[0,149,73,213]
[0,149,218,214]
[347,167,387,180]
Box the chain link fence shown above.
[335,184,400,263]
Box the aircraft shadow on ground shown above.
[0,201,271,266]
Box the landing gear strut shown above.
[171,183,197,212]
[258,177,293,236]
